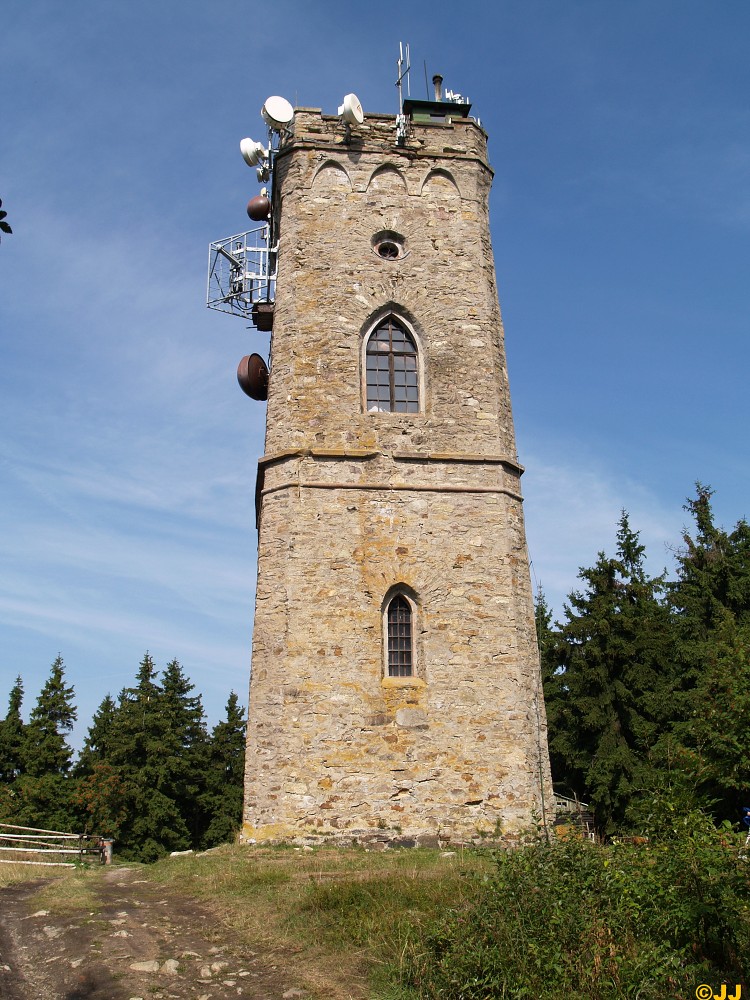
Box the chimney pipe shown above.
[432,74,443,102]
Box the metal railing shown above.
[207,226,277,320]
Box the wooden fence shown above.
[554,794,596,841]
[0,823,112,867]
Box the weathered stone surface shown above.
[243,107,552,845]
[395,707,427,728]
[129,960,160,973]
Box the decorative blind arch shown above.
[365,316,420,413]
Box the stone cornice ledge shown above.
[261,480,525,504]
[258,448,524,476]
[393,451,524,475]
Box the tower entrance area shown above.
[237,90,551,845]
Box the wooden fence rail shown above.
[0,823,113,867]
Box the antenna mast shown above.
[395,42,411,146]
[396,41,410,112]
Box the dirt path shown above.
[0,867,308,1000]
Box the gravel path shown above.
[0,867,308,1000]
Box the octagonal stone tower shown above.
[242,90,551,845]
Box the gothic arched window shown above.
[365,316,420,413]
[387,594,413,677]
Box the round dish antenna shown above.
[338,93,364,126]
[261,96,294,131]
[247,193,271,221]
[237,354,269,401]
[240,138,267,167]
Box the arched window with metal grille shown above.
[387,594,413,676]
[365,316,420,413]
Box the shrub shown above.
[403,813,750,999]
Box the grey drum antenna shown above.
[338,93,364,125]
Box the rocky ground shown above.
[0,866,309,1000]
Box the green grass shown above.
[25,866,102,914]
[0,861,43,888]
[0,859,103,918]
[148,844,487,999]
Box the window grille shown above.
[387,595,413,676]
[366,317,419,413]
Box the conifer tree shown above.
[201,691,246,847]
[75,655,239,859]
[75,694,118,772]
[550,514,674,835]
[535,588,569,790]
[0,676,25,783]
[0,677,26,822]
[23,655,77,777]
[667,486,750,821]
[15,656,77,830]
[159,658,209,845]
[2,655,247,850]
[73,694,127,837]
[679,613,750,817]
[110,653,191,860]
[671,484,750,636]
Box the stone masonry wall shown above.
[242,108,552,844]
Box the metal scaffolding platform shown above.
[207,226,277,321]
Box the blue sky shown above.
[2,1,749,748]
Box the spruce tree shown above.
[75,656,239,859]
[113,653,191,860]
[23,655,77,777]
[671,484,750,635]
[76,694,118,771]
[73,694,127,837]
[680,612,750,817]
[668,485,750,821]
[201,692,246,847]
[535,588,569,792]
[550,514,674,835]
[15,656,77,830]
[0,677,26,822]
[0,676,25,783]
[159,658,209,846]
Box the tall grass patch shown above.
[149,845,487,998]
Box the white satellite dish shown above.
[261,95,294,130]
[240,138,267,167]
[338,93,364,126]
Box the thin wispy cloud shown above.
[523,446,685,619]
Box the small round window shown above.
[371,230,407,261]
[376,240,400,260]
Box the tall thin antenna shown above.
[395,43,411,147]
[396,42,410,113]
[423,60,429,99]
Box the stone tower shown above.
[242,86,551,845]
